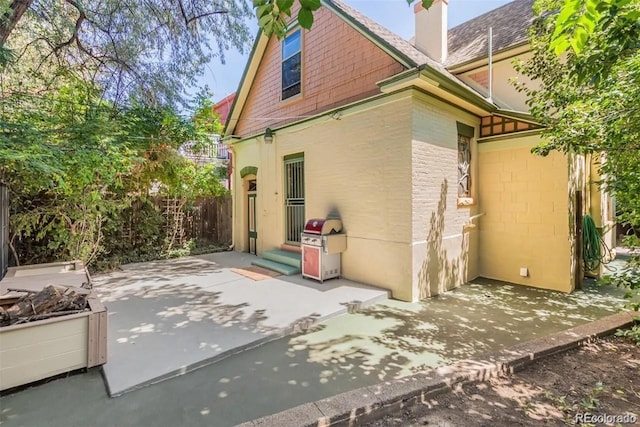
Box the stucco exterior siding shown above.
[410,93,480,299]
[232,94,414,299]
[235,5,405,137]
[477,136,573,292]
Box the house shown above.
[223,0,615,302]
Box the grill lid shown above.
[303,218,342,235]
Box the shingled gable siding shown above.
[235,6,406,137]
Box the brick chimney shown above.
[414,0,448,63]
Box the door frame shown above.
[247,179,257,255]
[284,154,305,245]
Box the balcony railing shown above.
[179,141,229,163]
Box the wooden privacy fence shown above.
[180,195,232,245]
[119,195,232,248]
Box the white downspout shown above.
[488,27,493,103]
[226,143,236,251]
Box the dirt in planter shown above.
[367,336,640,426]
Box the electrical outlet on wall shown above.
[520,267,529,277]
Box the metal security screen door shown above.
[284,156,305,244]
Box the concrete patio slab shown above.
[92,252,389,396]
[0,276,629,427]
[239,310,639,427]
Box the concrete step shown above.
[280,243,302,253]
[251,258,301,276]
[262,249,301,269]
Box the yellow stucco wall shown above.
[232,89,591,299]
[231,89,484,302]
[231,92,415,300]
[477,135,574,292]
[410,92,480,299]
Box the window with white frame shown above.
[281,28,301,100]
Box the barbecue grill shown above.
[301,218,346,282]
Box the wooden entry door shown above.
[248,180,257,255]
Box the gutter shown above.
[418,63,498,112]
[378,66,498,115]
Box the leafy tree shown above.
[0,72,223,265]
[1,0,253,106]
[550,0,640,57]
[2,78,137,264]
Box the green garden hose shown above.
[582,214,612,272]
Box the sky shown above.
[193,0,513,103]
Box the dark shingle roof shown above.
[446,0,535,67]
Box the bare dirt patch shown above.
[368,336,640,426]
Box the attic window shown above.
[282,28,301,100]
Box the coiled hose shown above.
[583,214,612,272]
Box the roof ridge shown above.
[449,0,526,32]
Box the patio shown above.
[0,267,629,427]
[92,251,388,396]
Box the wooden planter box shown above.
[0,261,107,392]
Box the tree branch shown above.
[0,0,34,46]
[186,11,228,26]
[177,0,227,26]
[52,0,87,53]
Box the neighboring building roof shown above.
[446,0,535,67]
[213,93,235,125]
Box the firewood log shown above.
[0,285,87,327]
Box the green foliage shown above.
[601,238,640,344]
[1,1,235,269]
[2,72,227,266]
[2,78,134,264]
[550,0,640,62]
[160,161,229,199]
[254,0,433,38]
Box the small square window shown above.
[282,29,301,100]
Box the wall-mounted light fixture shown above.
[264,127,274,144]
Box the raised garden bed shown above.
[0,261,107,392]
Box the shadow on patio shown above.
[285,278,628,383]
